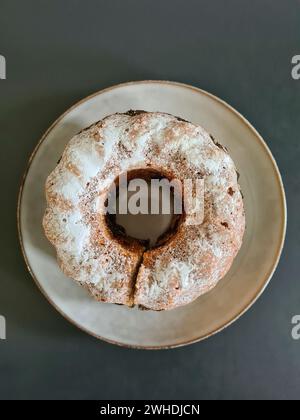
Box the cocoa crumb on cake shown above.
[43,111,245,310]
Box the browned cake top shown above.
[43,111,245,310]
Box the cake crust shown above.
[43,111,245,310]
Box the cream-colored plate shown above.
[18,81,287,349]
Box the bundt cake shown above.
[43,111,245,310]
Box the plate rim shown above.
[17,80,287,350]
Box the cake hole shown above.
[105,169,183,249]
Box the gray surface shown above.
[0,0,298,400]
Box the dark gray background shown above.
[0,0,299,400]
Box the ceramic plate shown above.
[18,81,287,349]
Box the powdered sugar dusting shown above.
[43,111,245,310]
